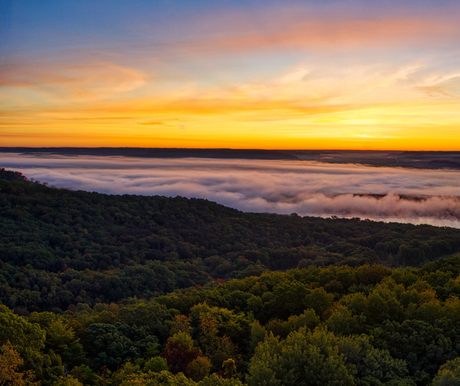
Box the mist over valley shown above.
[2,150,460,228]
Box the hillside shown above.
[2,168,460,385]
[1,168,460,313]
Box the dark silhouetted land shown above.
[1,147,460,169]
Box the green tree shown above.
[86,323,157,370]
[247,329,354,386]
[0,306,63,385]
[29,312,85,367]
[326,306,363,336]
[144,356,170,373]
[431,357,460,386]
[198,373,244,386]
[0,306,46,362]
[248,320,266,355]
[337,335,409,386]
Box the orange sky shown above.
[1,1,460,150]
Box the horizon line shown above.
[1,147,460,153]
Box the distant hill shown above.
[1,147,460,169]
[0,147,297,160]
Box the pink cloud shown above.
[144,4,460,56]
[0,60,145,100]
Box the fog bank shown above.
[2,153,460,228]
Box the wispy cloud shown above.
[139,3,460,57]
[0,60,146,100]
[189,18,458,54]
[2,153,460,228]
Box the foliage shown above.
[144,356,170,373]
[186,356,212,381]
[85,322,159,370]
[161,332,200,374]
[247,328,354,386]
[0,341,39,386]
[2,169,460,314]
[431,358,460,386]
[2,169,460,385]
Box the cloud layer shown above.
[2,153,460,228]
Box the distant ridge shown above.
[1,147,460,169]
[0,147,297,160]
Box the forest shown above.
[2,167,460,385]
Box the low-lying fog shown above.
[2,153,460,228]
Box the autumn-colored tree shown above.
[170,315,193,336]
[0,341,39,386]
[186,356,212,381]
[222,358,236,378]
[161,332,201,373]
[199,314,219,352]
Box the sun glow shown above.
[1,1,460,150]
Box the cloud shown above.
[137,121,166,126]
[0,60,145,101]
[1,153,460,228]
[196,19,455,53]
[147,3,460,57]
[415,70,460,98]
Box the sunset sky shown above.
[1,0,460,150]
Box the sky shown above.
[1,0,460,150]
[2,153,460,228]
